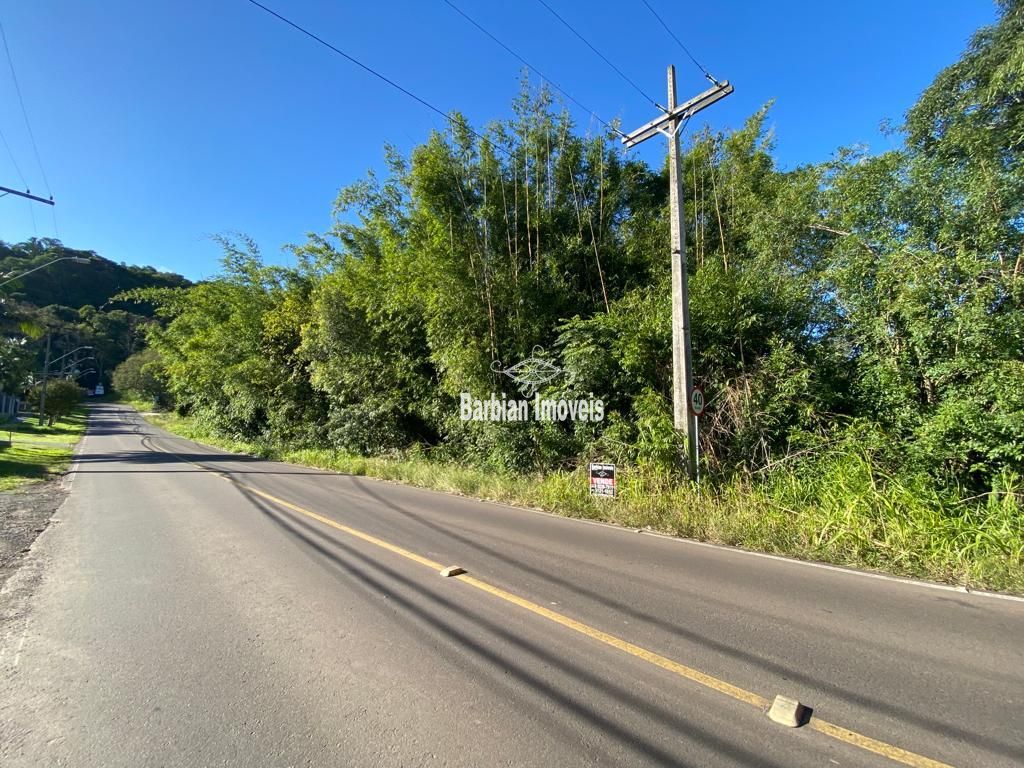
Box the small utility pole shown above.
[622,67,732,479]
[38,331,51,426]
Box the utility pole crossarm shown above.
[0,185,55,206]
[621,81,733,148]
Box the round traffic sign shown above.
[690,386,706,416]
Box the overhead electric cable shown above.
[0,21,52,196]
[244,0,510,156]
[533,0,665,111]
[0,123,28,189]
[639,0,720,84]
[442,0,624,138]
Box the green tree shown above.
[820,0,1024,486]
[32,379,83,425]
[112,348,170,406]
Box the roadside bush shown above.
[28,378,84,425]
[112,348,172,407]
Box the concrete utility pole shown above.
[622,67,732,479]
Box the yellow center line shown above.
[808,720,952,768]
[147,433,955,768]
[238,483,445,571]
[457,573,768,706]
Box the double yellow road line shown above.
[156,433,954,768]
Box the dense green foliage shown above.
[125,6,1021,585]
[112,348,171,407]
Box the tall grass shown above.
[144,411,1023,593]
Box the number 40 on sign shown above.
[690,386,705,416]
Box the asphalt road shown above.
[1,403,1022,767]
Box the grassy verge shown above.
[0,410,88,491]
[143,410,1024,594]
[102,392,156,413]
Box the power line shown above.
[442,0,624,138]
[0,21,52,196]
[639,0,719,85]
[0,123,28,188]
[0,121,41,237]
[244,0,510,157]
[533,0,665,112]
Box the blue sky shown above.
[0,1,998,281]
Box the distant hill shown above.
[0,238,190,313]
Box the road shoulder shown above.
[0,479,68,593]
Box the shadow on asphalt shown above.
[72,450,334,476]
[344,476,1021,763]
[241,483,786,768]
[76,405,340,477]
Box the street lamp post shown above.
[48,346,94,367]
[0,255,92,290]
[59,354,97,375]
[39,345,93,425]
[0,255,93,425]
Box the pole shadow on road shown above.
[240,484,792,768]
[343,480,1018,762]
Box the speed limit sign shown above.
[690,386,706,416]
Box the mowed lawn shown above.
[0,410,87,491]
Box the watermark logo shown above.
[490,346,562,397]
[460,347,605,423]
